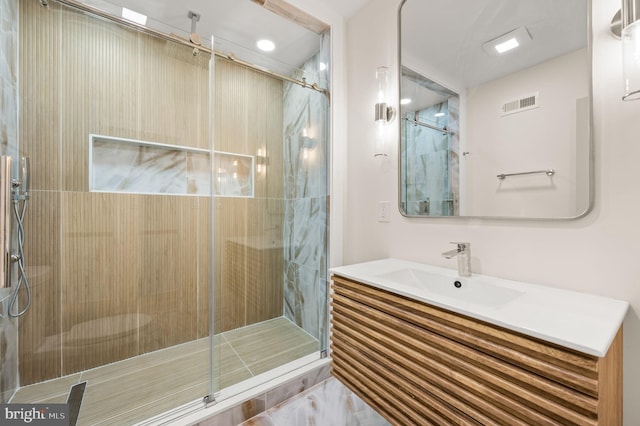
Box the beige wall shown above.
[346,0,640,423]
[19,1,284,385]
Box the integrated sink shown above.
[376,268,524,308]
[329,258,629,357]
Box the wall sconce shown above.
[611,0,640,100]
[375,66,396,157]
[256,149,269,173]
[300,128,317,159]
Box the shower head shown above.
[188,11,202,46]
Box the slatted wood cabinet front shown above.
[330,275,622,426]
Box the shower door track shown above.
[42,0,329,96]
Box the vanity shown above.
[329,259,628,425]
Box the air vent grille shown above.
[501,92,539,116]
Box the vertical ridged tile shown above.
[60,192,140,374]
[138,35,209,148]
[197,196,212,339]
[214,59,249,153]
[138,194,199,353]
[18,190,62,385]
[59,6,139,192]
[217,198,248,332]
[19,0,61,192]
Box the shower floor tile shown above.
[10,317,318,426]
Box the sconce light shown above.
[256,149,269,173]
[611,0,640,100]
[375,66,396,157]
[300,128,317,159]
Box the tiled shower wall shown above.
[283,33,329,343]
[18,0,211,386]
[213,58,285,334]
[18,0,286,386]
[402,97,460,216]
[0,0,18,403]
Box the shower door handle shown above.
[0,156,12,289]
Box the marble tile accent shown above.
[0,0,19,161]
[0,304,18,403]
[241,377,390,426]
[282,35,329,344]
[213,152,254,198]
[402,97,460,216]
[284,263,325,341]
[91,136,211,196]
[0,0,19,404]
[197,363,331,426]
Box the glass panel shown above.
[213,152,254,198]
[210,32,330,396]
[0,0,20,403]
[11,1,213,423]
[7,0,330,421]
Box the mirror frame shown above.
[397,0,594,220]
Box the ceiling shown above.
[81,0,371,76]
[401,0,588,96]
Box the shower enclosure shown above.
[400,67,460,216]
[0,0,329,423]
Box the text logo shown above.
[1,404,68,425]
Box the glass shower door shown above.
[0,0,20,404]
[11,1,215,423]
[402,103,457,216]
[210,34,330,397]
[7,0,329,422]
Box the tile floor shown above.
[11,317,318,425]
[241,377,390,426]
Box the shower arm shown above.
[46,0,328,96]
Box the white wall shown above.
[466,49,589,217]
[346,0,640,423]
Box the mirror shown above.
[399,0,592,219]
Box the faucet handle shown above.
[449,242,470,250]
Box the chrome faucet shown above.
[442,242,471,277]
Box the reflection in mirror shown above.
[399,0,592,219]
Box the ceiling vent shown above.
[500,92,539,116]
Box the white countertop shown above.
[329,258,628,357]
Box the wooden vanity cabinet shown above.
[330,275,622,426]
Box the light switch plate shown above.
[378,201,391,222]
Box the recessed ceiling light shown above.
[257,39,275,52]
[122,7,147,25]
[319,62,327,71]
[495,38,519,54]
[482,27,532,56]
[434,112,445,117]
[400,98,412,105]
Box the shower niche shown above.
[90,135,255,198]
[90,134,210,196]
